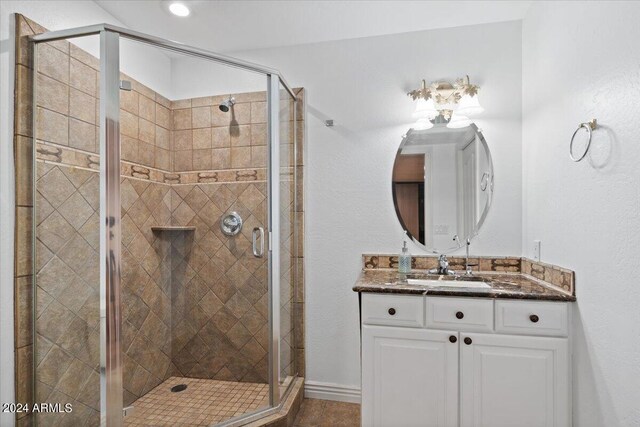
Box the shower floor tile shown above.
[124,377,269,426]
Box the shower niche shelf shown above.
[151,226,196,232]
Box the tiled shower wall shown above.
[171,93,268,172]
[13,14,305,426]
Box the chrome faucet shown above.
[428,254,456,275]
[464,238,474,275]
[453,235,475,276]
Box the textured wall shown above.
[222,20,523,393]
[522,2,640,425]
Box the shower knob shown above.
[220,212,243,236]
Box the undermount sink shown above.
[406,278,491,289]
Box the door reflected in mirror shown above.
[392,123,493,254]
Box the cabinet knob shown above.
[529,314,539,323]
[449,335,457,343]
[456,311,464,319]
[464,337,472,345]
[388,308,396,316]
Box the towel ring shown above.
[569,119,597,162]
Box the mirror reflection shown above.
[392,122,493,253]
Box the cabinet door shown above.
[362,325,458,427]
[460,333,569,427]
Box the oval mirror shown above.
[392,122,493,254]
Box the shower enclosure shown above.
[28,22,301,426]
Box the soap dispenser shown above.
[398,239,411,274]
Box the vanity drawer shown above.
[426,297,493,332]
[495,300,568,337]
[361,294,425,328]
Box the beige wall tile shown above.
[174,130,193,151]
[37,43,69,84]
[121,135,138,162]
[131,78,155,100]
[69,118,96,152]
[212,148,231,169]
[15,345,33,405]
[155,92,170,108]
[16,17,34,68]
[138,118,155,144]
[155,148,170,170]
[193,128,212,149]
[174,150,192,171]
[120,109,139,139]
[120,88,139,115]
[230,125,251,147]
[69,88,96,124]
[16,65,33,137]
[173,108,192,130]
[233,102,251,125]
[212,127,230,148]
[15,136,33,207]
[37,73,68,115]
[250,102,267,124]
[69,43,99,70]
[231,147,251,168]
[15,276,33,348]
[192,96,214,107]
[156,126,170,150]
[15,206,33,277]
[36,107,68,145]
[193,149,213,170]
[250,124,267,146]
[251,146,266,168]
[69,58,96,96]
[156,104,171,129]
[139,143,155,166]
[192,106,212,128]
[139,95,155,122]
[171,99,191,110]
[211,107,230,127]
[233,91,267,103]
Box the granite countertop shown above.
[353,269,576,302]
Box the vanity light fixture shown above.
[446,112,473,129]
[169,2,190,17]
[414,117,434,130]
[408,75,483,128]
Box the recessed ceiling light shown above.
[169,2,190,17]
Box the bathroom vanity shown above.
[354,269,575,427]
[358,95,576,426]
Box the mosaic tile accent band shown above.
[363,254,575,295]
[35,140,295,185]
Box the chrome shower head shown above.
[219,97,235,112]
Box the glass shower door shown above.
[30,24,299,427]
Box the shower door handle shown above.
[252,227,264,258]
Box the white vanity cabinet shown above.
[362,325,459,427]
[360,294,571,427]
[459,333,569,427]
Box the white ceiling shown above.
[95,0,531,53]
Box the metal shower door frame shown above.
[31,24,297,427]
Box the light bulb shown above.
[456,94,484,117]
[414,118,434,130]
[169,2,190,17]
[447,113,472,129]
[413,98,439,120]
